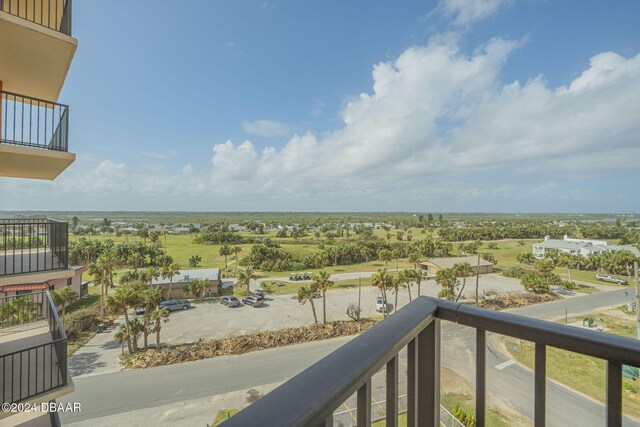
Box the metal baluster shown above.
[386,355,398,427]
[407,338,417,426]
[535,344,546,427]
[357,379,371,426]
[418,319,440,426]
[607,361,622,427]
[476,329,486,427]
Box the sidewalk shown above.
[69,319,127,378]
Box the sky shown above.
[1,0,639,213]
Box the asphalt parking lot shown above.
[69,274,524,378]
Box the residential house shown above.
[151,268,222,299]
[533,235,640,260]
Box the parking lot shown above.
[69,274,524,378]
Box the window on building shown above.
[67,278,73,287]
[16,290,32,296]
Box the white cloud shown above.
[3,34,640,212]
[437,0,510,26]
[242,120,293,138]
[139,149,177,160]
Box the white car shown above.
[376,295,388,313]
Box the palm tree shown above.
[408,252,420,269]
[139,285,162,349]
[149,308,170,350]
[238,267,258,295]
[557,252,575,282]
[106,286,135,353]
[128,318,145,351]
[297,283,320,325]
[397,269,416,302]
[162,262,181,300]
[412,269,423,298]
[392,249,400,272]
[390,275,402,312]
[371,269,393,318]
[435,268,458,301]
[312,270,334,324]
[143,266,160,286]
[233,246,243,274]
[453,262,473,302]
[50,287,78,323]
[219,244,232,270]
[378,249,392,269]
[89,251,116,318]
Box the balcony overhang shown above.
[0,268,75,287]
[0,143,75,179]
[0,10,77,102]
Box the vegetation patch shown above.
[506,311,640,419]
[213,408,239,426]
[478,292,558,311]
[121,320,375,369]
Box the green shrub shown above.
[64,305,101,341]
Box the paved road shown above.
[60,289,637,426]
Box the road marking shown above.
[495,359,516,370]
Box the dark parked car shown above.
[221,296,240,307]
[242,296,264,307]
[158,300,191,312]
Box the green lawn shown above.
[554,268,634,287]
[507,312,640,419]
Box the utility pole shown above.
[475,253,481,306]
[358,276,362,313]
[635,261,639,340]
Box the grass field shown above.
[507,311,640,419]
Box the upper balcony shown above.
[224,297,640,427]
[0,219,69,286]
[0,90,75,179]
[0,0,77,102]
[0,291,72,423]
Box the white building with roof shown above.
[533,235,640,260]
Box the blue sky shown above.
[1,0,639,213]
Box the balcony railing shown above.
[0,219,68,277]
[223,297,640,427]
[1,90,69,153]
[0,291,68,403]
[0,0,72,35]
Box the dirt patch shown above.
[479,292,557,311]
[121,320,375,369]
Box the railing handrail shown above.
[435,299,640,366]
[1,89,70,109]
[224,298,438,427]
[0,336,66,359]
[0,218,68,225]
[45,290,67,341]
[223,296,640,426]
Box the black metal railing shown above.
[0,219,69,277]
[223,297,640,427]
[0,292,47,328]
[0,291,68,404]
[1,90,69,152]
[0,0,72,35]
